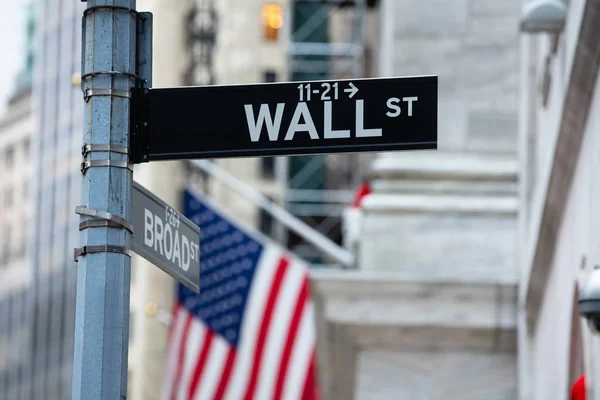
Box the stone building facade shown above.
[312,0,522,398]
[518,1,600,399]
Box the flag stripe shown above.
[302,352,317,400]
[187,328,214,399]
[163,307,188,400]
[254,261,306,400]
[242,257,289,400]
[177,321,206,400]
[273,275,309,400]
[213,348,237,400]
[223,247,283,400]
[282,304,315,400]
[193,336,229,400]
[171,313,194,400]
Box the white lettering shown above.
[154,215,164,256]
[172,232,181,267]
[323,101,350,139]
[244,103,285,142]
[284,102,319,140]
[356,100,382,137]
[386,97,401,117]
[191,242,199,262]
[144,209,153,247]
[181,235,190,271]
[403,96,418,116]
[164,223,173,260]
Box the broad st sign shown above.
[132,182,200,292]
[130,76,437,162]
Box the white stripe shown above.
[223,246,283,400]
[193,334,229,400]
[176,320,206,400]
[282,303,315,400]
[161,307,189,400]
[254,261,306,400]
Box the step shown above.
[362,193,518,216]
[371,152,518,182]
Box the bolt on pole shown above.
[72,1,137,398]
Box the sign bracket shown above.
[73,245,132,262]
[130,88,150,163]
[130,11,153,163]
[75,205,134,233]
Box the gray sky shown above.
[0,0,26,116]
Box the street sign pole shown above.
[72,1,138,398]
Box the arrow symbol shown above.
[344,82,359,99]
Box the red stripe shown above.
[301,352,318,400]
[170,312,193,400]
[273,275,309,400]
[212,348,237,400]
[187,329,214,399]
[243,257,290,400]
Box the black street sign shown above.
[131,76,437,163]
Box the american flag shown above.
[162,189,320,400]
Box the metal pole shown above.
[72,1,136,398]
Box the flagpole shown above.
[190,160,355,267]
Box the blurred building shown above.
[20,1,84,398]
[0,3,36,399]
[0,66,34,400]
[312,0,522,398]
[518,0,600,399]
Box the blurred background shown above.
[0,0,598,399]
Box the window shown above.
[260,157,275,180]
[23,138,30,158]
[5,146,14,168]
[17,231,26,258]
[4,187,13,208]
[264,70,277,83]
[1,227,11,264]
[262,3,283,42]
